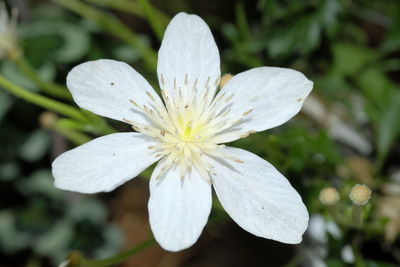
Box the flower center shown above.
[123,74,251,182]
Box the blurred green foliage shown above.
[1,0,400,266]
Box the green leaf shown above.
[371,91,400,169]
[20,20,91,63]
[18,130,50,162]
[67,199,107,223]
[34,221,73,258]
[0,162,20,181]
[332,43,377,76]
[0,91,14,123]
[0,212,30,252]
[1,61,56,92]
[17,169,61,199]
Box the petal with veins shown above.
[148,163,212,252]
[157,12,220,101]
[52,133,159,193]
[67,59,164,126]
[209,147,309,244]
[211,67,313,143]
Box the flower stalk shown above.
[11,55,72,100]
[53,0,157,70]
[85,0,169,25]
[352,205,364,226]
[0,75,116,136]
[40,112,92,145]
[138,0,166,40]
[0,75,85,121]
[65,238,156,267]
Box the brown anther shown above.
[184,73,188,85]
[214,76,221,86]
[131,126,140,132]
[160,74,165,85]
[216,92,226,101]
[160,130,166,136]
[225,94,235,103]
[243,109,253,116]
[193,78,198,90]
[232,118,243,125]
[205,76,210,88]
[129,99,139,107]
[146,91,155,101]
[123,118,134,124]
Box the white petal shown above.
[210,147,309,244]
[157,12,220,100]
[148,164,212,252]
[52,133,159,193]
[67,59,163,125]
[212,67,313,143]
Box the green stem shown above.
[352,204,363,227]
[53,0,157,71]
[0,75,85,121]
[68,238,156,267]
[80,110,116,135]
[54,118,91,132]
[352,239,366,267]
[327,205,345,225]
[12,56,72,100]
[86,0,169,26]
[235,1,251,40]
[138,0,165,40]
[52,122,92,145]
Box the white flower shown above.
[52,13,313,252]
[0,2,18,59]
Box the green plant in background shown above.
[1,0,400,266]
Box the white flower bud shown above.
[349,184,371,205]
[0,2,19,60]
[219,73,233,88]
[319,187,339,205]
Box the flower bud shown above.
[65,251,82,267]
[0,3,20,60]
[349,184,371,205]
[39,112,58,128]
[219,73,233,88]
[319,187,339,205]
